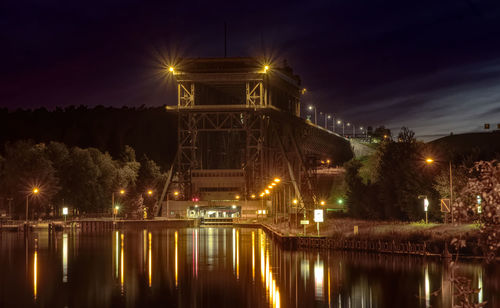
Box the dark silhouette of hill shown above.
[0,106,177,169]
[429,131,500,162]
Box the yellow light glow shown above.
[169,66,174,72]
[271,182,276,186]
[33,188,39,194]
[264,65,269,72]
[326,159,331,164]
[273,178,281,183]
[235,195,240,200]
[293,199,298,205]
[251,194,256,199]
[173,191,179,196]
[33,250,37,300]
[236,229,239,279]
[120,233,124,292]
[120,189,125,195]
[147,190,153,195]
[425,158,434,164]
[265,190,270,194]
[63,233,68,283]
[175,231,178,287]
[320,200,325,206]
[252,231,255,282]
[268,185,273,189]
[148,232,152,287]
[115,231,119,278]
[260,193,265,197]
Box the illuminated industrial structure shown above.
[157,57,352,221]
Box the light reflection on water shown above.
[0,227,497,307]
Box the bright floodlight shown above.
[235,195,240,200]
[337,120,341,124]
[147,190,153,195]
[293,199,298,204]
[265,189,270,194]
[425,158,434,164]
[264,65,269,72]
[320,200,325,206]
[115,205,119,210]
[251,194,256,199]
[62,207,68,215]
[173,191,179,196]
[120,189,125,195]
[273,178,281,183]
[33,188,39,194]
[169,66,174,72]
[308,105,314,110]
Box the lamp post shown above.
[167,190,179,219]
[346,122,351,138]
[337,120,345,136]
[112,189,125,221]
[426,158,454,223]
[62,207,68,223]
[26,188,39,224]
[308,105,317,125]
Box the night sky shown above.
[2,0,500,140]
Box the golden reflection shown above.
[328,268,331,306]
[33,250,37,300]
[175,231,178,287]
[314,259,324,299]
[115,231,119,278]
[260,231,265,283]
[478,268,483,304]
[148,232,152,287]
[266,251,270,290]
[120,233,124,293]
[236,229,239,279]
[195,229,198,278]
[143,230,147,272]
[275,288,280,308]
[424,265,430,308]
[252,231,255,282]
[63,233,68,283]
[232,228,236,274]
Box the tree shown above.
[0,141,60,218]
[454,160,500,260]
[373,128,439,220]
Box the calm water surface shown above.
[0,227,498,307]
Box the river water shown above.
[0,227,498,307]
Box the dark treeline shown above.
[0,105,177,169]
[0,140,166,219]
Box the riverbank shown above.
[245,218,487,259]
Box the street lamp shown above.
[26,187,40,223]
[62,207,68,223]
[426,158,454,223]
[337,120,345,136]
[112,189,125,221]
[308,105,317,125]
[166,190,179,219]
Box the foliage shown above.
[454,160,500,260]
[344,127,440,221]
[0,140,166,218]
[0,141,60,218]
